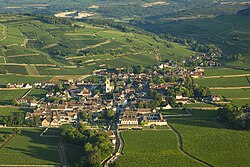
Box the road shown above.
[204,74,250,79]
[102,130,124,167]
[209,86,250,90]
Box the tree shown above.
[106,109,115,119]
[12,128,21,136]
[138,101,143,108]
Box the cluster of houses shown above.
[10,60,222,129]
[118,107,167,130]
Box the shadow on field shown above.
[3,129,60,165]
[167,110,221,129]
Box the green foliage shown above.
[62,125,113,166]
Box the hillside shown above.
[0,15,193,76]
[141,13,250,69]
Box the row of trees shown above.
[217,104,250,130]
[62,124,113,167]
[2,113,25,126]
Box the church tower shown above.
[105,77,111,93]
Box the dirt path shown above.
[77,39,111,52]
[204,74,250,78]
[42,43,58,49]
[0,25,7,41]
[155,48,161,62]
[7,53,40,58]
[168,123,212,167]
[21,39,30,48]
[209,86,250,90]
[21,89,32,98]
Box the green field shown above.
[115,130,202,167]
[0,89,28,105]
[195,76,249,87]
[204,67,250,76]
[211,89,250,98]
[211,89,250,106]
[26,88,48,100]
[160,109,187,115]
[168,110,250,166]
[0,75,52,84]
[0,128,60,165]
[1,65,28,75]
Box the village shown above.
[2,60,220,131]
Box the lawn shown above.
[168,110,250,166]
[0,90,28,105]
[0,128,60,165]
[115,130,202,167]
[195,76,249,87]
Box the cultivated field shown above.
[195,76,250,87]
[204,67,250,76]
[0,75,52,84]
[115,130,202,167]
[0,15,193,78]
[26,88,48,100]
[168,110,250,166]
[0,90,28,105]
[0,128,60,165]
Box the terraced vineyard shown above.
[0,15,193,78]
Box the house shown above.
[162,104,173,110]
[107,130,116,146]
[119,111,138,125]
[210,95,221,102]
[140,112,167,126]
[50,119,59,127]
[41,118,50,127]
[176,95,190,104]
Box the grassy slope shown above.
[168,110,250,167]
[0,128,60,165]
[115,130,202,167]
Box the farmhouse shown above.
[140,112,167,126]
[119,111,138,125]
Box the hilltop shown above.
[0,15,193,77]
